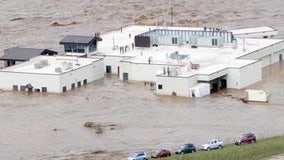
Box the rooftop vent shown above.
[55,67,62,73]
[34,62,43,69]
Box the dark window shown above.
[83,79,87,85]
[106,66,112,73]
[20,85,26,91]
[158,84,163,90]
[42,87,47,92]
[71,83,75,89]
[212,39,218,46]
[65,45,72,52]
[172,37,178,44]
[77,81,81,87]
[62,86,67,92]
[13,85,18,91]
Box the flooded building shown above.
[96,25,284,97]
[0,56,104,93]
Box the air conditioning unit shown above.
[55,67,62,73]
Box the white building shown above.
[92,25,284,97]
[0,56,104,93]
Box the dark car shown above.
[175,143,196,154]
[151,149,171,158]
[235,133,256,145]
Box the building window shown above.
[65,45,72,52]
[158,84,163,90]
[34,89,40,92]
[172,37,178,44]
[13,85,18,91]
[65,44,85,53]
[212,39,218,46]
[77,81,81,87]
[71,83,75,89]
[20,85,26,91]
[83,79,87,85]
[62,86,67,92]
[42,87,47,92]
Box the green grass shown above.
[164,136,284,160]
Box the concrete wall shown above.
[227,61,262,89]
[0,59,104,93]
[155,75,198,97]
[0,72,60,92]
[93,55,132,74]
[59,59,104,91]
[119,61,182,81]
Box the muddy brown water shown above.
[1,0,284,159]
[0,63,284,160]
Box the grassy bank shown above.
[167,136,284,160]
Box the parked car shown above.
[127,152,148,160]
[235,133,256,145]
[201,139,224,151]
[151,149,171,158]
[175,143,196,154]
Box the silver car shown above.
[127,152,148,160]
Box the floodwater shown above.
[1,0,284,160]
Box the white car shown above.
[127,152,148,160]
[201,139,224,151]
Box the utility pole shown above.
[171,7,174,26]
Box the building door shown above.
[220,79,227,89]
[62,86,67,92]
[280,54,283,61]
[123,73,128,81]
[106,66,112,73]
[117,66,120,76]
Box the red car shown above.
[151,149,171,158]
[235,133,256,145]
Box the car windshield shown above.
[129,153,138,157]
[155,150,162,154]
[181,144,190,149]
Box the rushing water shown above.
[1,0,284,159]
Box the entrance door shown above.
[106,66,112,73]
[117,66,120,76]
[123,73,128,81]
[220,79,227,89]
[280,54,283,61]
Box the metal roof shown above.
[0,47,57,61]
[59,35,102,45]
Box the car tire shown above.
[207,147,211,151]
[218,145,222,149]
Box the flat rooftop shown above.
[229,26,277,36]
[0,56,101,75]
[95,25,282,76]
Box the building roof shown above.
[0,56,102,75]
[0,47,57,61]
[59,35,102,45]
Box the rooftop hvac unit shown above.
[55,67,62,73]
[34,62,43,69]
[66,62,73,70]
[40,59,48,66]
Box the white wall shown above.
[227,61,262,89]
[155,75,198,97]
[59,59,104,91]
[119,62,182,81]
[0,72,60,92]
[0,59,104,93]
[93,55,132,74]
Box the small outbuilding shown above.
[60,34,102,57]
